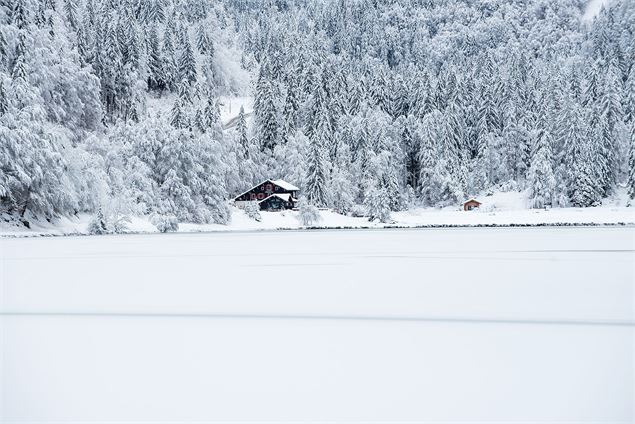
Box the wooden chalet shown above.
[463,198,482,211]
[234,179,299,211]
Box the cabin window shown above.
[250,193,256,200]
[266,184,273,192]
[257,193,265,200]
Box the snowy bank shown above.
[2,190,634,237]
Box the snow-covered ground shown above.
[2,189,633,237]
[583,0,611,21]
[218,95,252,123]
[144,94,252,128]
[1,227,634,422]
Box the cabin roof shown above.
[463,198,481,205]
[270,179,299,191]
[258,193,292,204]
[233,179,299,201]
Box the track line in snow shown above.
[1,311,633,327]
[3,248,632,261]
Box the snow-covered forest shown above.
[1,0,634,231]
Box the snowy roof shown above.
[463,198,482,204]
[258,193,291,204]
[233,179,300,201]
[270,179,299,191]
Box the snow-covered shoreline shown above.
[2,190,632,238]
[3,223,634,239]
[3,207,633,238]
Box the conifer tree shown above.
[177,30,197,86]
[470,131,491,194]
[628,125,635,200]
[88,208,109,234]
[170,81,192,129]
[12,0,28,30]
[571,138,602,208]
[237,105,250,159]
[417,113,440,205]
[0,29,7,71]
[162,26,177,90]
[582,59,602,110]
[401,117,418,190]
[147,0,165,23]
[75,24,90,66]
[598,59,624,192]
[255,77,279,152]
[304,133,328,207]
[34,2,46,27]
[44,0,56,12]
[196,24,214,57]
[528,130,555,209]
[363,151,392,222]
[63,0,79,31]
[11,34,28,83]
[202,92,222,140]
[146,24,165,91]
[0,80,7,116]
[282,79,300,137]
[624,66,635,125]
[328,142,355,214]
[306,70,333,158]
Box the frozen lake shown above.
[1,227,634,422]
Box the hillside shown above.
[0,0,634,233]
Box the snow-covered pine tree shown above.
[328,141,355,214]
[11,0,29,30]
[162,23,178,91]
[501,103,530,184]
[400,116,419,191]
[0,80,7,116]
[628,124,635,200]
[244,200,261,222]
[201,90,223,140]
[177,27,197,86]
[625,65,635,125]
[0,26,7,71]
[570,136,602,207]
[147,0,166,24]
[88,207,108,234]
[170,81,191,129]
[63,0,79,31]
[255,74,279,152]
[298,202,321,226]
[281,77,300,140]
[303,130,329,207]
[469,130,491,194]
[417,112,440,206]
[236,105,250,159]
[598,58,624,193]
[146,23,165,91]
[363,151,392,223]
[196,23,214,57]
[11,33,28,83]
[527,129,555,209]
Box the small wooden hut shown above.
[463,198,482,211]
